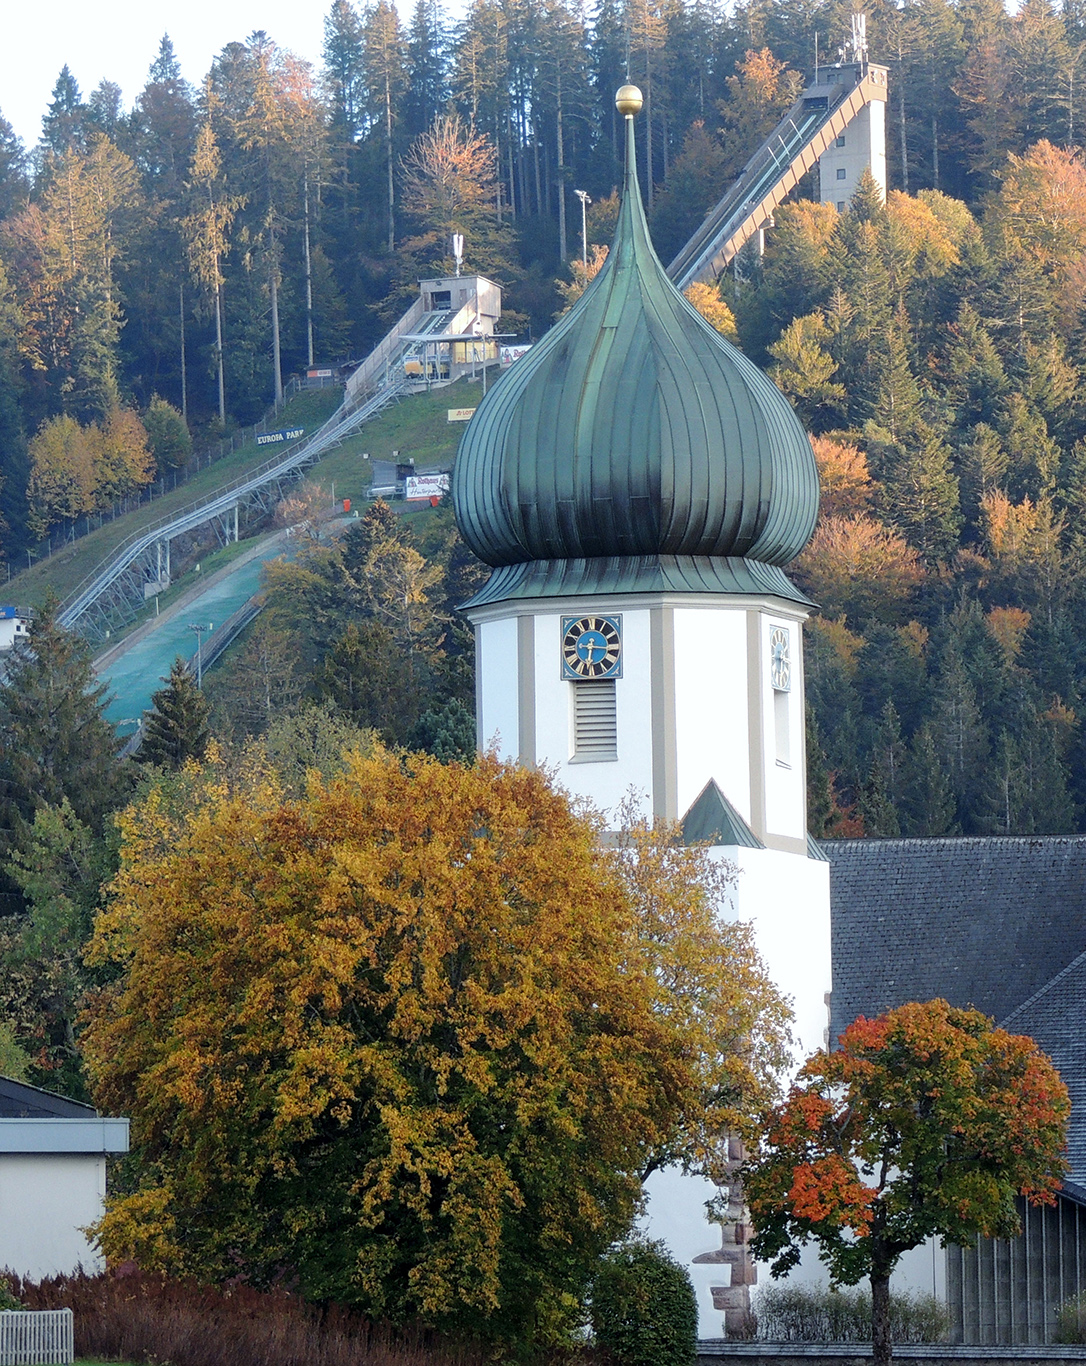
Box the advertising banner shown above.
[405,473,451,501]
[256,426,305,447]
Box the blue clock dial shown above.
[561,615,622,679]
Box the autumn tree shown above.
[83,749,788,1346]
[744,1000,1069,1366]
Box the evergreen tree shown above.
[41,66,85,153]
[900,721,958,835]
[0,598,126,841]
[139,659,211,769]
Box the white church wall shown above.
[673,608,751,822]
[477,616,520,758]
[720,845,832,1059]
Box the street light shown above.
[188,621,212,688]
[574,190,591,272]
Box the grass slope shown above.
[12,379,486,611]
[9,389,341,609]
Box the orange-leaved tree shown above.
[82,747,789,1347]
[743,1000,1069,1366]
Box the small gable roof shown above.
[1001,950,1086,1186]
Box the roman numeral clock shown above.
[561,615,622,680]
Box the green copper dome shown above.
[452,100,819,609]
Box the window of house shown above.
[836,167,847,180]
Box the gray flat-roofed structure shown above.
[0,1076,129,1280]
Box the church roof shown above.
[452,91,819,610]
[681,780,764,848]
[1002,951,1086,1186]
[825,836,1086,1042]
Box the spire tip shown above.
[615,84,643,117]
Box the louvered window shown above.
[572,680,618,761]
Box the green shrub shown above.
[591,1239,697,1366]
[1056,1290,1086,1343]
[753,1284,949,1343]
[0,1276,22,1310]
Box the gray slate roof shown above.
[825,837,1086,1190]
[825,837,1086,1042]
[1002,951,1086,1186]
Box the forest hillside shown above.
[1,0,1086,840]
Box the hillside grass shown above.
[302,376,485,510]
[12,379,485,610]
[10,388,342,609]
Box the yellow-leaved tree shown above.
[82,747,789,1347]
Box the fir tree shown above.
[900,722,958,835]
[139,658,211,769]
[0,597,126,848]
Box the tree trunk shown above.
[269,222,283,407]
[303,167,314,368]
[179,279,188,420]
[384,70,395,253]
[557,62,567,265]
[214,275,226,425]
[899,80,908,192]
[871,1273,892,1366]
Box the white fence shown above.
[0,1310,74,1365]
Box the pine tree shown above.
[139,659,211,769]
[405,0,448,142]
[900,721,958,835]
[0,598,125,838]
[41,66,85,153]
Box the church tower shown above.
[452,87,832,1337]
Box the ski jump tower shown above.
[669,14,888,289]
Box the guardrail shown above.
[58,377,407,641]
[0,1309,74,1365]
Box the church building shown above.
[451,85,1086,1346]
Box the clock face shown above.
[770,626,791,692]
[561,615,622,679]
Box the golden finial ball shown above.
[615,84,643,116]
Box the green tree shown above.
[745,1000,1069,1366]
[0,598,125,840]
[139,659,211,769]
[591,1239,697,1366]
[142,396,192,471]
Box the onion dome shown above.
[452,87,819,610]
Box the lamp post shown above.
[188,621,212,688]
[574,189,591,271]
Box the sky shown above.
[2,0,332,151]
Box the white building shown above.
[452,85,831,1339]
[0,1076,129,1279]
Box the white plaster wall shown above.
[673,608,751,822]
[759,617,808,848]
[721,845,832,1059]
[0,1154,105,1277]
[641,1165,730,1339]
[477,617,519,759]
[755,1235,947,1308]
